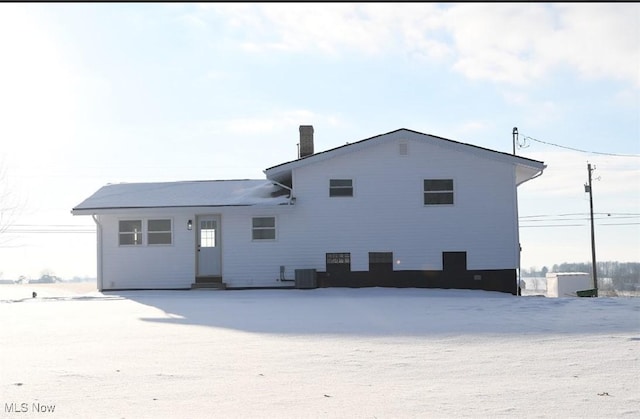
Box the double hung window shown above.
[119,219,172,246]
[329,179,353,197]
[252,217,276,240]
[424,179,454,205]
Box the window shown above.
[252,217,276,240]
[326,253,351,265]
[200,219,217,247]
[443,251,467,272]
[369,252,393,272]
[424,179,454,205]
[329,179,353,197]
[148,219,172,245]
[326,252,351,273]
[119,220,142,246]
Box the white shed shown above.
[545,272,593,297]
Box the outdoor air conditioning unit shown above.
[295,269,317,289]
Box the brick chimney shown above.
[299,125,314,158]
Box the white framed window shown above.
[329,179,353,197]
[119,220,143,246]
[424,179,454,205]
[252,217,276,240]
[200,219,217,248]
[147,219,172,245]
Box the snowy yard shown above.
[1,284,638,419]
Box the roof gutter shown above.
[516,164,547,186]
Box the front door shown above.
[197,215,221,276]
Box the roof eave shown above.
[72,202,292,215]
[264,128,546,178]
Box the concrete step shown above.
[194,276,224,284]
[191,282,227,290]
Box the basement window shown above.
[252,217,276,240]
[147,219,172,245]
[369,252,393,273]
[326,252,351,273]
[119,220,143,246]
[424,179,454,205]
[329,179,353,197]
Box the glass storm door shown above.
[197,215,221,276]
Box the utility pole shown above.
[513,127,520,295]
[585,163,598,296]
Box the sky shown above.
[0,3,638,279]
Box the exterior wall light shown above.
[187,219,193,230]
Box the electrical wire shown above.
[517,133,640,157]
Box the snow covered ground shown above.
[1,283,638,419]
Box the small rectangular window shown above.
[200,220,217,248]
[148,219,172,245]
[443,251,467,272]
[424,179,454,205]
[119,220,142,246]
[326,252,351,274]
[252,217,276,240]
[330,179,353,197]
[326,252,351,265]
[369,252,393,272]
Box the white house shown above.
[72,127,546,293]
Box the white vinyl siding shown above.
[101,213,194,289]
[289,134,518,273]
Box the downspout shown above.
[270,180,296,283]
[92,214,104,291]
[514,183,521,296]
[514,165,546,295]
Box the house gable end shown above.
[264,128,545,185]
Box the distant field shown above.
[0,281,98,299]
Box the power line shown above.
[520,212,640,219]
[517,133,640,157]
[520,223,640,228]
[520,224,584,228]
